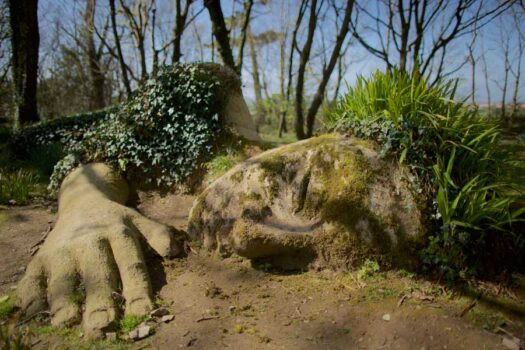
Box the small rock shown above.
[8,199,16,205]
[0,295,9,303]
[502,337,521,350]
[382,314,391,321]
[161,314,174,323]
[105,332,117,341]
[150,307,169,317]
[128,325,151,341]
[228,305,236,313]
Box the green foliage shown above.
[9,108,113,157]
[0,169,41,204]
[330,69,525,278]
[357,259,380,280]
[207,155,237,178]
[0,295,16,319]
[28,143,65,178]
[0,326,30,350]
[11,64,231,191]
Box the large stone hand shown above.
[17,163,182,338]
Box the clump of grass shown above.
[330,69,525,279]
[0,169,41,204]
[118,314,148,333]
[0,326,31,350]
[206,155,237,178]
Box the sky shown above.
[37,0,525,105]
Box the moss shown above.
[232,220,313,260]
[230,171,243,183]
[294,138,408,268]
[259,157,285,175]
[0,294,17,319]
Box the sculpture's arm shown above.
[17,163,182,338]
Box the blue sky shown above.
[38,0,524,105]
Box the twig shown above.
[295,306,302,317]
[29,225,52,256]
[16,311,50,326]
[496,326,516,338]
[459,301,476,317]
[397,294,407,308]
[195,315,220,322]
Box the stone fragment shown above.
[128,325,151,341]
[161,314,175,323]
[150,307,170,317]
[502,337,520,350]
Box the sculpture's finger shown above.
[129,210,182,257]
[47,249,81,327]
[77,238,119,338]
[17,256,47,316]
[108,225,153,315]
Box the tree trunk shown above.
[278,29,287,137]
[172,0,192,63]
[84,0,106,110]
[295,0,318,140]
[305,0,354,138]
[235,0,253,74]
[247,26,264,130]
[8,0,40,126]
[204,0,237,74]
[109,0,131,96]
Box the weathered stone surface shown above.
[188,134,424,270]
[129,324,152,341]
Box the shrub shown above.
[8,108,114,158]
[329,69,525,278]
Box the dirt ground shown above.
[1,193,524,349]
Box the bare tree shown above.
[84,0,107,109]
[511,6,524,117]
[109,0,132,95]
[204,0,236,73]
[305,0,354,138]
[8,0,40,126]
[235,0,253,73]
[495,17,512,122]
[172,0,193,63]
[119,0,154,80]
[294,0,319,139]
[350,0,512,79]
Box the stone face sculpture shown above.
[188,134,424,270]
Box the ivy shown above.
[12,63,234,192]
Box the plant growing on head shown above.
[329,69,525,279]
[11,63,241,192]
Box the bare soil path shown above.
[1,193,524,349]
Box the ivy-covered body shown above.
[11,63,259,191]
